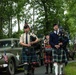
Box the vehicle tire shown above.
[7,59,15,75]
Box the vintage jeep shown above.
[0,38,43,75]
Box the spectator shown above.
[44,34,53,74]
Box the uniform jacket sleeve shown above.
[49,33,55,48]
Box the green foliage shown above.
[12,30,23,38]
[26,0,70,35]
[0,0,76,39]
[0,0,27,38]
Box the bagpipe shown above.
[30,35,41,50]
[24,19,41,50]
[58,27,68,49]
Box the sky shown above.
[12,4,38,32]
[12,19,24,32]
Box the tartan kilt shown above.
[44,47,52,64]
[44,51,52,64]
[22,47,38,64]
[52,48,67,63]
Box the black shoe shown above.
[45,72,48,74]
[31,73,34,75]
[50,71,52,74]
[31,69,34,75]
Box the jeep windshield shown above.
[0,40,11,48]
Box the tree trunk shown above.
[0,17,3,39]
[8,18,10,37]
[18,17,20,32]
[41,0,49,35]
[10,17,12,37]
[8,17,12,38]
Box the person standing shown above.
[19,24,39,75]
[44,34,53,74]
[49,24,67,75]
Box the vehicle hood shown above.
[0,47,11,50]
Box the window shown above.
[0,40,11,48]
[13,40,19,47]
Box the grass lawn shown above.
[64,62,76,75]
